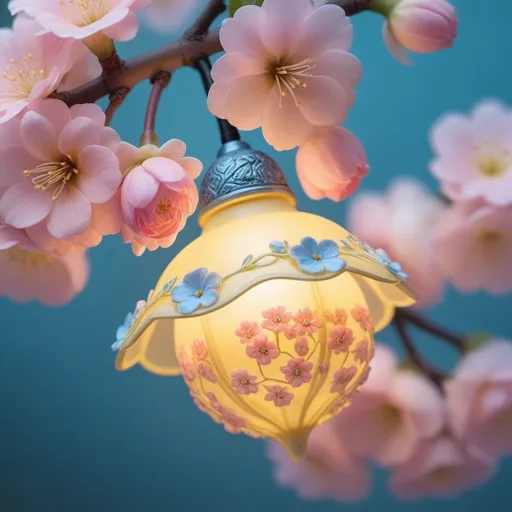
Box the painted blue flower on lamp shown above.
[112,312,134,352]
[374,249,410,280]
[289,237,346,274]
[171,268,222,314]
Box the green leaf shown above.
[241,254,254,268]
[228,0,264,17]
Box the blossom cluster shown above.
[268,339,512,502]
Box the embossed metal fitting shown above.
[198,141,296,222]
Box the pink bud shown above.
[385,0,458,61]
[295,127,369,202]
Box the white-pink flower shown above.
[245,334,280,365]
[197,362,217,383]
[281,358,313,387]
[430,100,512,206]
[292,307,323,336]
[294,337,309,357]
[0,99,121,241]
[445,339,512,460]
[230,369,259,395]
[328,326,354,354]
[296,127,369,201]
[9,0,153,43]
[389,434,494,501]
[325,307,347,325]
[383,0,458,65]
[118,140,201,255]
[0,16,99,124]
[264,385,294,407]
[261,306,292,333]
[190,338,208,361]
[348,178,447,308]
[235,320,262,343]
[336,344,444,466]
[330,365,357,394]
[0,224,89,306]
[207,0,362,151]
[266,420,371,502]
[433,200,512,295]
[353,339,371,363]
[142,0,202,33]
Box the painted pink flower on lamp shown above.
[330,366,357,394]
[336,344,444,466]
[235,320,262,343]
[0,99,121,241]
[348,178,447,308]
[264,385,294,407]
[118,139,202,256]
[296,127,369,202]
[292,307,323,336]
[231,369,259,395]
[261,306,292,333]
[245,334,280,365]
[0,16,99,124]
[207,0,362,150]
[445,339,512,460]
[281,358,313,387]
[328,326,354,354]
[430,100,512,206]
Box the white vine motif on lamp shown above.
[112,236,409,352]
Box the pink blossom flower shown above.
[264,385,294,407]
[325,308,348,325]
[389,434,494,501]
[197,362,217,383]
[336,344,444,466]
[190,339,208,361]
[296,127,369,201]
[235,320,262,343]
[328,326,354,354]
[0,99,121,240]
[283,325,297,340]
[0,224,89,306]
[261,306,292,333]
[292,308,323,336]
[318,363,330,375]
[294,337,309,357]
[433,201,512,295]
[353,339,371,363]
[231,369,259,395]
[9,0,153,46]
[207,0,362,151]
[119,140,201,251]
[281,358,313,387]
[266,421,371,502]
[330,366,357,394]
[246,334,280,365]
[142,0,201,33]
[430,100,512,206]
[445,339,512,459]
[351,306,373,332]
[177,348,197,383]
[382,0,458,65]
[220,407,246,434]
[348,178,447,308]
[0,16,99,124]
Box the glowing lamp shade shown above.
[115,191,416,459]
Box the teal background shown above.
[1,1,511,510]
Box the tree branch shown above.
[141,71,172,145]
[57,0,369,108]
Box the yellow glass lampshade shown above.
[113,143,416,459]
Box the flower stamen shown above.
[24,160,78,200]
[273,57,315,108]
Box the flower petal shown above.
[0,143,40,188]
[318,239,339,259]
[323,257,345,272]
[159,139,186,161]
[20,110,60,161]
[58,117,101,161]
[199,289,218,308]
[301,236,318,255]
[182,267,208,289]
[177,298,200,314]
[171,283,195,302]
[46,186,92,238]
[220,6,266,55]
[102,11,139,42]
[299,258,324,274]
[202,272,221,290]
[383,22,411,66]
[178,157,203,180]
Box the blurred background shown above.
[1,0,511,510]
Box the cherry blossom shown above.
[207,0,362,150]
[0,16,99,124]
[261,306,292,333]
[433,200,512,295]
[325,308,347,325]
[230,369,259,395]
[9,0,153,51]
[264,385,294,407]
[351,305,373,332]
[330,366,357,394]
[280,358,313,387]
[245,334,280,365]
[294,337,309,357]
[0,100,121,241]
[0,225,89,306]
[296,127,369,201]
[389,434,494,501]
[328,326,354,354]
[430,100,512,206]
[118,140,202,253]
[197,362,217,383]
[381,0,458,65]
[292,307,323,336]
[266,421,371,502]
[354,339,371,363]
[445,339,512,459]
[142,0,202,33]
[348,178,447,308]
[235,320,262,343]
[336,344,444,466]
[190,339,208,361]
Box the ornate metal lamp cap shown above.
[198,141,296,226]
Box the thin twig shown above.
[104,87,130,126]
[328,0,370,16]
[393,312,446,392]
[99,47,125,74]
[140,71,172,146]
[184,0,226,40]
